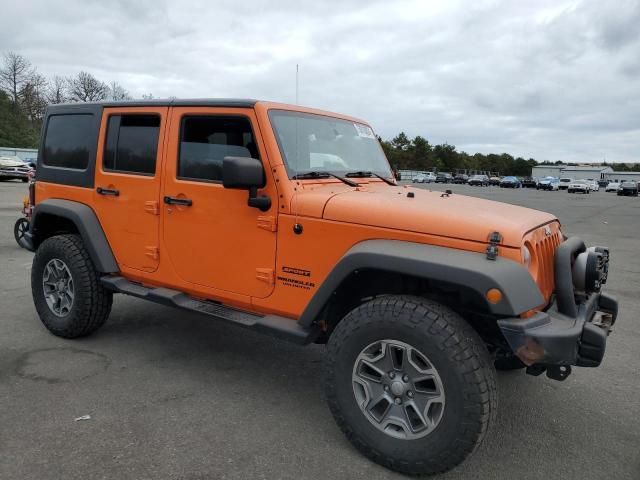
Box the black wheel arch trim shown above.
[297,239,544,327]
[26,199,118,273]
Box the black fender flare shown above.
[26,199,118,273]
[297,239,544,327]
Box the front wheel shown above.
[14,217,29,248]
[325,296,497,475]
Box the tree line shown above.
[1,51,637,173]
[380,132,639,176]
[0,51,154,148]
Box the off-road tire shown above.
[31,234,112,338]
[14,217,29,248]
[325,295,497,476]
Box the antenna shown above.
[295,64,299,105]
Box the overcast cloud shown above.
[2,0,639,162]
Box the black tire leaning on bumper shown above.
[325,295,497,476]
[31,234,113,338]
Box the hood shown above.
[0,157,27,168]
[293,183,557,247]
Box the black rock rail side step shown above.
[101,276,319,345]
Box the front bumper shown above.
[497,237,618,368]
[0,170,29,179]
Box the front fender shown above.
[298,240,544,327]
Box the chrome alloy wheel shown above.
[42,258,75,317]
[352,339,445,439]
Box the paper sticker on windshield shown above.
[354,123,375,139]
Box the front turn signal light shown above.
[486,288,503,304]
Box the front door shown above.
[161,107,277,298]
[94,107,168,272]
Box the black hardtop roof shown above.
[48,98,259,110]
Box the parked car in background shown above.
[452,174,469,184]
[500,176,521,188]
[568,179,591,194]
[468,174,490,186]
[537,176,560,190]
[435,172,453,183]
[617,181,638,196]
[559,177,573,190]
[0,156,32,182]
[587,180,599,192]
[605,181,621,192]
[522,177,537,188]
[412,172,436,183]
[597,179,608,188]
[489,176,501,186]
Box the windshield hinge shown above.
[257,215,277,232]
[486,231,502,261]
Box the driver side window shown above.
[178,116,259,182]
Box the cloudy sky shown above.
[2,0,639,162]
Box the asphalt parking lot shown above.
[0,180,638,480]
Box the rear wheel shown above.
[325,296,496,475]
[31,234,112,338]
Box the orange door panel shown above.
[161,107,277,298]
[94,107,168,272]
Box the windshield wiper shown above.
[293,171,360,187]
[344,171,397,186]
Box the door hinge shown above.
[145,200,159,215]
[256,268,274,285]
[257,215,277,232]
[145,246,159,260]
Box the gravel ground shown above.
[0,179,638,480]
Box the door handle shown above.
[96,187,120,196]
[164,196,192,206]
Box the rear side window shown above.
[103,115,160,175]
[42,114,94,170]
[178,116,258,182]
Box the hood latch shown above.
[486,231,502,260]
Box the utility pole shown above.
[295,64,299,105]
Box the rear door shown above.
[93,107,168,272]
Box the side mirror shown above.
[222,156,271,212]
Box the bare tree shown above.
[68,71,108,102]
[108,80,131,101]
[141,93,154,100]
[19,72,48,122]
[46,75,69,104]
[0,52,34,105]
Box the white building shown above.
[604,171,640,183]
[559,165,613,180]
[0,147,38,163]
[532,165,613,180]
[531,165,564,178]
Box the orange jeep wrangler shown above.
[25,99,617,475]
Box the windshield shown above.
[269,110,392,178]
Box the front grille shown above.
[525,223,563,301]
